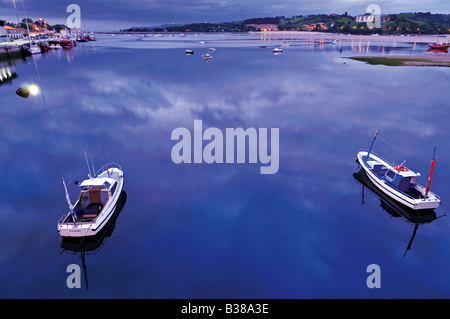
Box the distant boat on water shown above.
[60,39,73,49]
[428,43,450,51]
[428,39,450,51]
[50,43,62,50]
[202,53,213,61]
[273,47,283,54]
[39,41,50,52]
[28,45,41,55]
[185,49,194,55]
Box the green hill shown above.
[122,12,450,34]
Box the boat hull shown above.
[357,151,440,210]
[353,169,437,224]
[428,44,450,50]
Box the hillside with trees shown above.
[122,12,450,35]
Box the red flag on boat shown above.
[425,148,436,198]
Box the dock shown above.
[0,41,31,61]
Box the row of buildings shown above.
[246,13,390,32]
[0,19,61,42]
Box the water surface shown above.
[1,33,449,298]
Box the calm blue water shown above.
[1,33,449,298]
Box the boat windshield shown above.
[385,170,396,180]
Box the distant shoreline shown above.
[98,31,450,44]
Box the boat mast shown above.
[20,0,32,48]
[366,130,379,159]
[12,0,21,33]
[84,150,92,178]
[100,142,110,177]
[425,147,436,198]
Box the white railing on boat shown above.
[94,162,122,177]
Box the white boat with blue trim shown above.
[356,132,440,211]
[57,163,124,237]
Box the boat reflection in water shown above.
[60,190,127,290]
[353,168,445,257]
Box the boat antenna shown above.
[425,147,437,198]
[91,161,96,178]
[366,129,379,159]
[84,150,92,178]
[100,142,110,177]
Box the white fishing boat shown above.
[356,131,440,210]
[273,47,283,54]
[185,49,194,55]
[50,43,62,50]
[202,53,213,61]
[57,162,124,237]
[28,45,41,55]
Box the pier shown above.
[0,41,31,61]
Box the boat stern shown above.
[57,221,98,237]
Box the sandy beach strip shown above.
[347,54,450,67]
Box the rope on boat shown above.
[436,202,448,219]
[377,135,430,164]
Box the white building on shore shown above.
[5,25,26,39]
[0,20,26,42]
[355,13,389,24]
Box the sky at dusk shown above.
[0,0,449,31]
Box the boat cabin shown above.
[76,177,118,221]
[63,177,118,223]
[367,160,426,198]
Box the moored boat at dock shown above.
[60,39,73,49]
[28,44,41,55]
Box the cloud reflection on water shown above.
[0,38,450,297]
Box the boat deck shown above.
[61,188,110,224]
